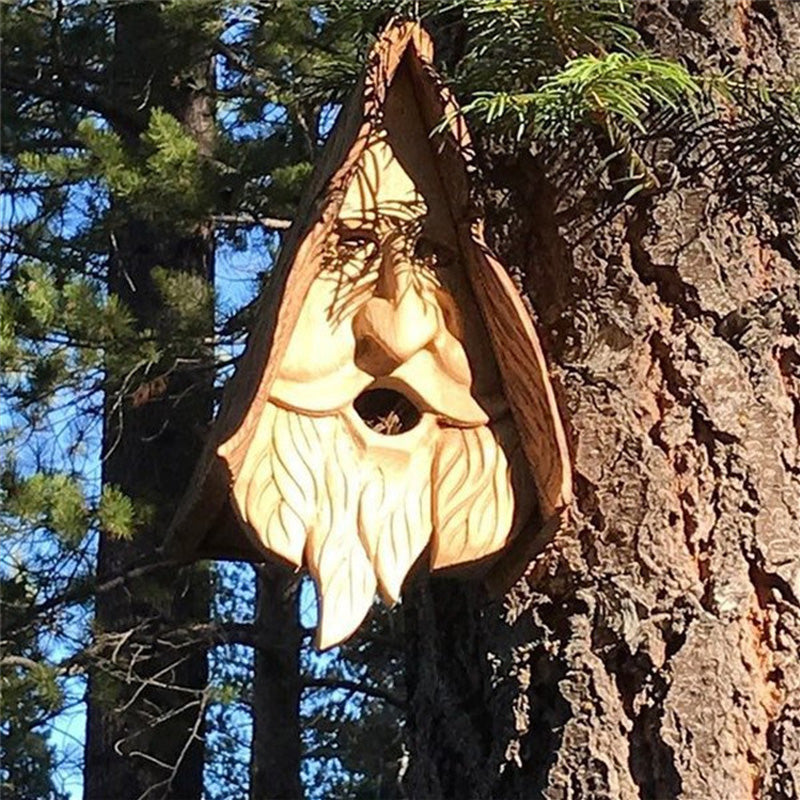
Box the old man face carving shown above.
[227,132,531,648]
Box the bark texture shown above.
[403,2,800,798]
[250,564,303,800]
[84,5,215,798]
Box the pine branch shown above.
[213,213,292,230]
[2,558,180,637]
[3,67,144,134]
[302,677,407,710]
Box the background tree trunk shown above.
[250,564,303,800]
[403,2,800,797]
[84,5,215,798]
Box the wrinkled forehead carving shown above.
[339,133,427,226]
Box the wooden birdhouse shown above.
[170,21,572,648]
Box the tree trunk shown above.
[84,5,215,799]
[403,2,800,798]
[250,565,304,800]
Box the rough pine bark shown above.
[84,5,215,799]
[403,2,800,798]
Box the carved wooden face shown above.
[229,132,531,647]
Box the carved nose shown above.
[352,244,439,375]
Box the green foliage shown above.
[21,110,216,228]
[448,0,641,91]
[3,661,64,717]
[0,574,70,800]
[96,485,137,540]
[459,52,700,140]
[4,473,89,546]
[0,657,68,800]
[3,2,394,794]
[421,0,703,194]
[1,471,141,546]
[0,259,144,422]
[263,161,315,217]
[152,267,216,347]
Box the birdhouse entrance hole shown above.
[353,387,421,435]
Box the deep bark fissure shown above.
[627,201,706,324]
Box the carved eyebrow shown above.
[336,217,376,231]
[337,200,427,226]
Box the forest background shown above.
[2,1,798,799]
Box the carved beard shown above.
[232,400,518,647]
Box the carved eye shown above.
[339,231,378,261]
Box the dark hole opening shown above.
[353,388,421,435]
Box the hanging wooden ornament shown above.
[170,22,572,648]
